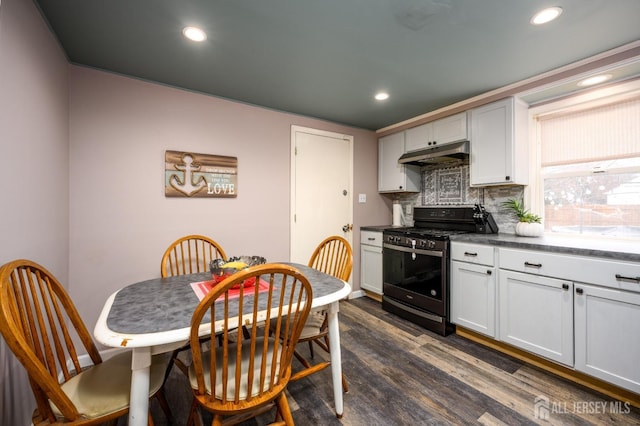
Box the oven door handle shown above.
[383,243,443,258]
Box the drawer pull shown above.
[524,262,542,268]
[368,237,376,241]
[464,252,478,257]
[615,274,640,283]
[486,270,492,275]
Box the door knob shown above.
[342,224,353,232]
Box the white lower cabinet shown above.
[451,243,640,394]
[360,230,383,295]
[574,283,640,394]
[498,270,574,366]
[451,260,496,337]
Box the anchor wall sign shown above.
[165,150,237,198]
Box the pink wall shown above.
[0,1,387,422]
[0,0,69,424]
[68,67,388,336]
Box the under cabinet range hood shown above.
[398,140,469,165]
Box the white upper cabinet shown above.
[405,112,468,153]
[469,97,528,186]
[378,132,421,192]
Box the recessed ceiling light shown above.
[182,26,207,42]
[375,92,389,101]
[530,7,563,25]
[577,74,613,87]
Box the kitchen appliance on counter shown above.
[473,203,499,233]
[392,200,405,227]
[382,205,498,336]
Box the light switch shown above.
[358,193,366,203]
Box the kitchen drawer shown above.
[451,242,494,266]
[499,248,569,277]
[499,248,640,293]
[361,230,383,248]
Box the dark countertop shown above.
[361,225,394,232]
[450,233,640,263]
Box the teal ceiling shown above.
[34,0,640,130]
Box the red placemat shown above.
[190,278,270,301]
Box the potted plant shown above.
[502,198,544,237]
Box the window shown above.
[535,92,640,239]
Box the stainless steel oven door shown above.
[382,244,447,316]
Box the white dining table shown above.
[94,262,351,426]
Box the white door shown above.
[290,126,353,265]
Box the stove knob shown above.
[428,240,436,249]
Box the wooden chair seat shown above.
[188,336,281,401]
[298,309,327,341]
[52,351,170,420]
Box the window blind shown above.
[540,97,640,166]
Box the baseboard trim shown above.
[349,290,365,299]
[361,289,382,302]
[455,326,640,408]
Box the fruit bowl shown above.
[227,256,267,267]
[210,256,267,287]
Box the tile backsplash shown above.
[391,160,524,234]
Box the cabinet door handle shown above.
[486,270,492,275]
[524,262,542,268]
[576,288,584,295]
[562,283,569,290]
[615,274,640,283]
[464,252,478,257]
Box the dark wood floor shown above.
[144,297,640,425]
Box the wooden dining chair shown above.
[160,234,228,377]
[0,259,172,425]
[292,235,352,392]
[161,234,227,278]
[186,263,312,426]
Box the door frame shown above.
[290,125,354,263]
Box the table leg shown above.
[327,301,344,418]
[129,347,152,426]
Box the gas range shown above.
[383,227,470,250]
[383,205,493,249]
[381,205,498,336]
